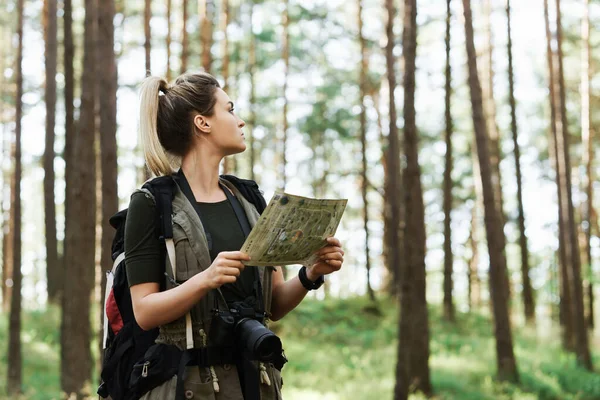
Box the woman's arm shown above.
[131,250,251,330]
[270,237,344,321]
[130,272,210,331]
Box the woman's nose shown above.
[238,118,246,128]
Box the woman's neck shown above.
[180,147,224,202]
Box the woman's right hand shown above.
[201,251,251,289]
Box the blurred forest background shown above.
[0,0,599,398]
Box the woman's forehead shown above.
[215,88,232,104]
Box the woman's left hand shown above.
[306,237,344,281]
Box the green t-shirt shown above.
[124,191,255,304]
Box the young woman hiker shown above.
[125,72,345,400]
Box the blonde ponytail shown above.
[139,76,179,176]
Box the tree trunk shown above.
[1,129,13,314]
[462,0,519,382]
[543,0,573,350]
[580,0,594,330]
[384,0,402,301]
[0,27,12,312]
[7,0,24,394]
[554,0,592,370]
[481,0,510,302]
[374,89,394,293]
[357,0,375,302]
[98,0,118,361]
[468,202,482,310]
[44,0,60,305]
[166,0,172,80]
[61,0,97,395]
[442,0,454,322]
[247,0,256,181]
[181,0,188,74]
[395,0,430,398]
[199,0,213,73]
[506,0,534,324]
[481,0,505,224]
[2,127,15,314]
[63,0,75,309]
[280,0,289,191]
[221,0,232,174]
[144,0,151,76]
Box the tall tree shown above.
[166,0,172,80]
[580,0,594,329]
[481,0,505,225]
[7,0,24,394]
[506,0,534,323]
[98,0,118,360]
[554,0,592,370]
[247,0,256,180]
[181,0,189,74]
[144,0,151,75]
[1,23,13,312]
[63,0,75,312]
[280,0,289,191]
[199,0,214,73]
[462,0,519,382]
[383,0,402,299]
[543,0,572,349]
[221,0,233,173]
[395,0,431,397]
[44,0,60,304]
[481,0,511,301]
[61,0,98,395]
[357,0,375,302]
[442,0,454,322]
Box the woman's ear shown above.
[193,114,211,134]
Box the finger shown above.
[325,260,343,269]
[216,275,237,285]
[326,237,341,247]
[321,252,344,261]
[218,266,243,277]
[218,251,251,261]
[318,246,344,256]
[218,259,246,269]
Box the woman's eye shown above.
[229,108,235,114]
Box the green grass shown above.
[0,298,599,399]
[271,297,600,400]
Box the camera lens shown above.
[236,318,282,362]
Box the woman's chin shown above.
[225,144,246,156]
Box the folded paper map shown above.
[241,192,347,267]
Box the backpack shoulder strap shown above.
[142,176,194,349]
[220,175,267,214]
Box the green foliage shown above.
[0,306,62,400]
[273,298,600,400]
[1,299,599,399]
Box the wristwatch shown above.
[298,266,325,290]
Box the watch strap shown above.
[298,266,324,290]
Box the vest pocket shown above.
[259,363,283,400]
[172,212,208,282]
[183,367,217,400]
[271,365,283,400]
[173,237,199,281]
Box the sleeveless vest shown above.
[137,178,283,400]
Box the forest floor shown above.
[0,297,598,399]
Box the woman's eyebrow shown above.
[227,101,234,108]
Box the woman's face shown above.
[196,87,246,156]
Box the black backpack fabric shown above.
[98,175,267,400]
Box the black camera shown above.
[209,301,283,363]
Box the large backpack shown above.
[97,175,267,400]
